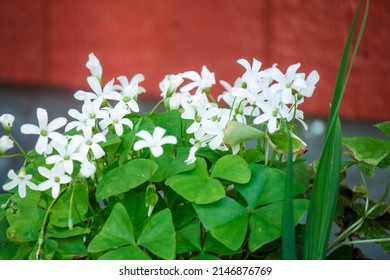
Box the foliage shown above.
[0,0,388,260]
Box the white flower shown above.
[181,66,215,94]
[0,135,14,155]
[237,58,262,82]
[299,70,320,98]
[2,168,37,198]
[99,104,133,136]
[78,127,106,159]
[86,52,103,82]
[65,98,108,132]
[270,63,307,104]
[201,109,230,151]
[106,81,140,113]
[160,74,184,98]
[20,108,67,154]
[133,127,177,157]
[115,74,146,95]
[45,136,85,175]
[74,76,116,101]
[37,164,71,198]
[79,160,96,178]
[253,99,289,133]
[0,113,15,133]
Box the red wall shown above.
[0,0,389,120]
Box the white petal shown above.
[46,154,62,165]
[253,113,270,125]
[35,136,49,154]
[47,117,67,132]
[153,127,167,141]
[2,180,18,191]
[160,135,177,145]
[133,139,148,151]
[36,108,48,128]
[135,130,153,143]
[18,183,27,198]
[87,76,102,95]
[51,184,61,198]
[37,180,54,191]
[21,124,40,135]
[150,146,163,157]
[114,123,124,136]
[91,144,105,159]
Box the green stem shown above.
[36,188,67,260]
[148,99,165,118]
[339,237,390,246]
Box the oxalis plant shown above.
[0,0,389,260]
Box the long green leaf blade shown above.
[304,0,369,259]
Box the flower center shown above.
[86,140,93,146]
[54,176,60,183]
[40,130,48,137]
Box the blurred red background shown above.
[0,0,388,120]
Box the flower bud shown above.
[0,135,14,155]
[0,113,15,133]
[86,52,103,82]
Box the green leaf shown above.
[166,174,225,204]
[267,129,307,155]
[236,164,304,209]
[357,219,390,252]
[50,182,89,228]
[343,136,390,167]
[193,197,249,250]
[98,245,151,260]
[375,121,390,138]
[176,219,201,254]
[46,226,90,239]
[172,203,197,228]
[0,194,12,222]
[223,121,264,146]
[88,203,135,253]
[151,147,195,182]
[96,159,158,200]
[243,148,265,163]
[210,155,251,184]
[327,245,353,260]
[6,191,45,242]
[249,199,309,252]
[151,110,182,141]
[55,236,88,260]
[191,252,220,260]
[29,239,58,260]
[121,192,148,231]
[137,209,176,260]
[203,233,242,256]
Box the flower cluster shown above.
[159,58,319,163]
[1,53,318,199]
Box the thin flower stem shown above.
[328,176,390,251]
[339,237,390,246]
[36,187,67,260]
[148,99,165,118]
[68,183,76,230]
[264,139,270,166]
[8,134,27,156]
[0,153,25,158]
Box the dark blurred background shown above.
[0,0,389,258]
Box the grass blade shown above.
[304,0,369,259]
